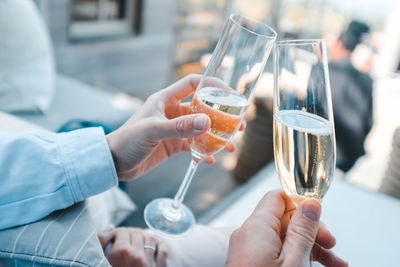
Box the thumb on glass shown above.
[281,199,321,263]
[154,114,211,139]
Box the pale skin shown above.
[106,74,243,181]
[98,226,168,267]
[226,190,348,267]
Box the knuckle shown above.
[116,227,129,235]
[175,119,187,133]
[185,74,201,89]
[158,247,168,258]
[263,189,284,201]
[130,228,143,236]
[264,214,281,233]
[287,222,316,246]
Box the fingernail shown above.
[302,199,321,222]
[194,115,208,131]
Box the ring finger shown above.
[143,232,158,261]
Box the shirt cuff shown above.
[56,127,118,202]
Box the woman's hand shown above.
[98,226,168,267]
[106,74,240,181]
[226,190,348,267]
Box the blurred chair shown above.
[0,0,142,133]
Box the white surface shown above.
[210,164,400,267]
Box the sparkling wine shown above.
[273,110,335,200]
[190,87,248,157]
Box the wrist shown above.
[106,131,121,176]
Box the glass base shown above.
[144,198,195,239]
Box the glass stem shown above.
[173,156,201,209]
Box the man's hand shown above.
[98,226,168,267]
[106,74,240,181]
[226,190,348,267]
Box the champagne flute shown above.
[273,39,336,204]
[144,14,276,238]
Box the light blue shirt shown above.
[0,127,118,230]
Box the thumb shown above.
[98,225,115,250]
[155,114,210,139]
[282,199,321,265]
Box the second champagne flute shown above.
[273,39,336,266]
[144,14,276,238]
[273,39,336,203]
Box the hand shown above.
[106,74,241,181]
[225,190,348,267]
[98,226,168,267]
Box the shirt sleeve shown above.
[0,127,118,230]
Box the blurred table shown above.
[209,163,400,266]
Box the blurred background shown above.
[33,0,399,91]
[9,0,400,226]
